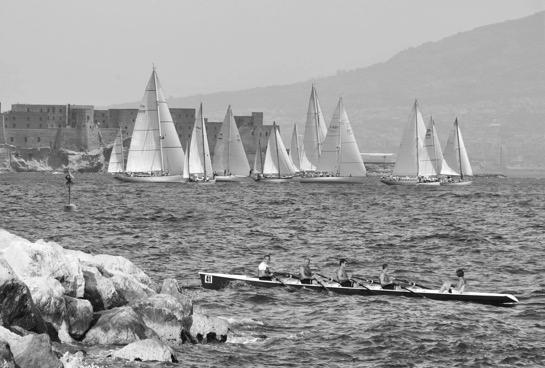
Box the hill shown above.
[114,11,545,172]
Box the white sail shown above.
[444,118,473,177]
[182,140,190,180]
[303,85,328,169]
[212,106,250,176]
[125,69,185,174]
[253,138,264,174]
[263,123,297,177]
[316,98,366,177]
[392,100,437,177]
[188,103,213,178]
[108,129,124,173]
[289,124,313,172]
[423,117,458,176]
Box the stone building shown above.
[1,102,273,165]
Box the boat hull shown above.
[198,272,518,306]
[114,174,187,183]
[254,176,293,183]
[441,180,472,186]
[215,175,252,183]
[381,177,440,186]
[299,176,366,184]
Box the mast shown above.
[226,107,231,174]
[153,67,165,173]
[120,128,125,171]
[336,100,342,176]
[200,103,207,179]
[455,118,463,180]
[431,116,438,173]
[312,86,321,158]
[273,123,281,178]
[259,137,264,173]
[414,100,420,177]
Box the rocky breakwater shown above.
[0,229,230,367]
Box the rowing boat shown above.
[198,272,518,306]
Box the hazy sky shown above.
[0,0,543,110]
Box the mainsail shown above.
[423,117,458,176]
[263,123,297,177]
[289,124,313,172]
[125,68,185,174]
[107,129,125,173]
[444,118,473,178]
[253,137,264,174]
[392,100,437,177]
[317,98,366,177]
[303,85,328,169]
[188,103,213,178]
[212,106,250,176]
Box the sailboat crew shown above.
[439,269,466,294]
[299,258,314,285]
[258,255,273,281]
[336,259,352,287]
[379,263,396,290]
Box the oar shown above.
[395,278,430,289]
[399,284,427,299]
[350,278,370,290]
[272,274,296,292]
[312,275,333,295]
[351,276,379,285]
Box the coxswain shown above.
[257,255,273,281]
[439,269,466,294]
[336,259,352,287]
[379,263,396,290]
[299,258,313,285]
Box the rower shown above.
[379,263,396,290]
[257,255,273,281]
[439,269,466,294]
[299,258,313,285]
[336,259,352,287]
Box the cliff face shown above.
[7,148,104,173]
[160,11,545,172]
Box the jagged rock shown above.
[159,278,193,313]
[0,231,84,298]
[10,333,62,368]
[112,338,178,362]
[0,278,48,336]
[133,294,192,343]
[63,296,93,340]
[24,277,66,332]
[83,306,157,345]
[82,266,125,311]
[187,313,229,344]
[59,351,86,368]
[109,273,155,305]
[0,259,17,286]
[0,340,18,368]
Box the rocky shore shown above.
[0,229,229,367]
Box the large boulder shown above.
[187,313,229,344]
[132,294,192,343]
[82,266,125,311]
[0,279,48,336]
[10,333,62,368]
[0,231,84,298]
[109,273,155,305]
[63,296,93,340]
[159,278,194,314]
[0,339,18,368]
[112,338,178,363]
[24,277,66,331]
[83,306,157,345]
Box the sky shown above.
[0,0,543,111]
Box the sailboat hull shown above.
[114,174,187,183]
[381,177,440,186]
[299,176,366,184]
[254,176,293,183]
[215,175,252,183]
[441,180,472,186]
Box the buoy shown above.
[64,203,77,212]
[64,169,76,211]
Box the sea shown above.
[1,173,544,367]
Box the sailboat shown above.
[256,122,297,182]
[107,128,125,174]
[302,85,328,171]
[441,118,473,185]
[381,100,439,186]
[187,103,215,183]
[289,124,313,173]
[116,67,186,183]
[212,106,251,182]
[300,98,367,183]
[424,117,458,177]
[252,137,264,179]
